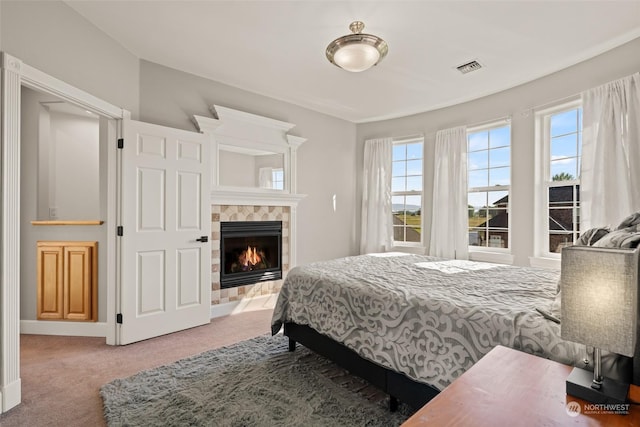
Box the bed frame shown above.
[284,322,440,410]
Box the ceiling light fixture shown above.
[326,21,388,72]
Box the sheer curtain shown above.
[360,138,393,254]
[581,73,640,230]
[429,126,468,259]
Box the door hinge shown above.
[116,313,123,324]
[117,138,124,149]
[117,226,123,236]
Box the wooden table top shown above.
[401,345,640,427]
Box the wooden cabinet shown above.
[37,241,97,321]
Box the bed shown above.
[271,251,639,410]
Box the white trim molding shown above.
[20,321,108,337]
[1,52,23,414]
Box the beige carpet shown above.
[0,309,273,427]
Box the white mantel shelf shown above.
[211,188,306,207]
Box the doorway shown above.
[0,51,124,413]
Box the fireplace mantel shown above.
[210,188,306,207]
[193,105,307,198]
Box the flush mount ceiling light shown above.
[326,21,388,72]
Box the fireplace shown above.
[220,221,282,288]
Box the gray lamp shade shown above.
[560,245,638,357]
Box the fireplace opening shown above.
[220,221,282,288]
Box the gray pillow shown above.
[616,212,640,230]
[592,225,640,248]
[574,227,609,246]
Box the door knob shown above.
[196,235,209,242]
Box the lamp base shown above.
[566,367,629,405]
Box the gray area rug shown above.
[101,334,412,426]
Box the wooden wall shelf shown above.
[31,220,104,226]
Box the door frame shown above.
[0,52,127,413]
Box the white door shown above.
[118,119,211,345]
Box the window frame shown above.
[535,99,583,260]
[466,119,512,255]
[391,136,424,247]
[272,167,284,190]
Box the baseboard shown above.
[210,293,278,319]
[20,320,107,337]
[20,295,278,336]
[1,378,21,413]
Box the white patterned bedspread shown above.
[271,253,587,390]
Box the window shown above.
[467,122,511,249]
[392,138,423,244]
[543,104,582,253]
[272,168,284,190]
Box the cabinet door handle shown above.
[196,236,209,243]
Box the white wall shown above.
[47,110,100,220]
[356,37,640,267]
[20,87,109,322]
[138,60,359,265]
[219,150,256,188]
[0,0,139,117]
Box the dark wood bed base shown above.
[284,322,440,411]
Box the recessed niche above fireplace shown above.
[193,105,307,197]
[220,221,282,288]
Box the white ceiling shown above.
[65,1,640,123]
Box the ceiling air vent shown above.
[456,60,482,74]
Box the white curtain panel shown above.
[581,72,640,230]
[360,138,393,254]
[429,126,468,259]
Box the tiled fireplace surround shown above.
[211,204,290,305]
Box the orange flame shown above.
[239,246,262,267]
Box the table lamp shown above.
[561,245,638,405]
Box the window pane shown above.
[406,226,421,242]
[406,143,422,159]
[489,126,510,148]
[551,110,578,137]
[405,195,421,212]
[468,169,488,188]
[551,134,578,158]
[488,230,508,248]
[392,161,406,177]
[488,191,508,208]
[406,159,422,175]
[468,132,488,152]
[489,167,510,186]
[550,158,578,180]
[406,176,422,191]
[468,192,487,212]
[489,147,510,168]
[549,233,573,253]
[468,228,483,246]
[393,144,405,160]
[393,226,405,241]
[392,177,405,192]
[468,150,488,170]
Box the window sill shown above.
[390,244,426,255]
[528,256,561,270]
[468,250,514,265]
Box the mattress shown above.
[271,252,586,390]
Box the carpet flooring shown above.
[101,334,412,426]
